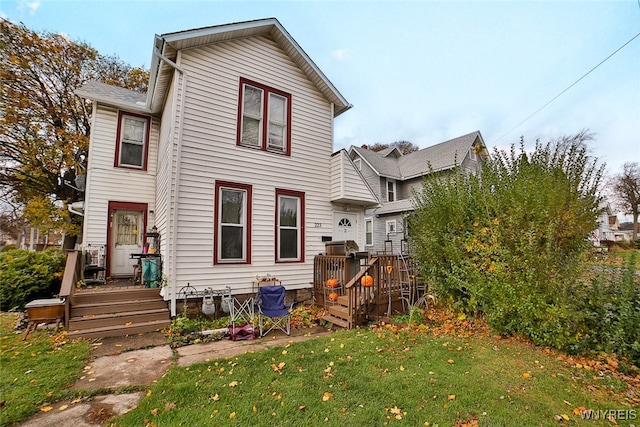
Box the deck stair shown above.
[321,295,351,328]
[67,287,170,339]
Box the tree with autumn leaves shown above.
[609,162,640,242]
[0,19,148,244]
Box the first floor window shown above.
[276,189,304,262]
[116,112,149,169]
[365,218,373,246]
[215,181,252,264]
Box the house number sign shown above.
[314,223,322,228]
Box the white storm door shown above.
[333,212,357,242]
[111,209,143,276]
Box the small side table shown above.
[23,299,65,340]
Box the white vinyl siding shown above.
[82,105,158,248]
[167,35,335,293]
[329,150,378,205]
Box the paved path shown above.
[18,327,331,426]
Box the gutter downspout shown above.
[152,43,186,317]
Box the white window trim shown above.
[387,179,396,202]
[365,217,373,246]
[386,219,397,235]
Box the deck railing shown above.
[59,250,81,329]
[314,253,418,327]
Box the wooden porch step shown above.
[320,313,350,328]
[328,304,350,320]
[70,298,168,317]
[67,318,171,339]
[71,287,161,305]
[68,308,169,330]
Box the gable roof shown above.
[350,131,485,180]
[76,18,351,118]
[149,18,350,116]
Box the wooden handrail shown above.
[344,257,378,289]
[59,250,81,329]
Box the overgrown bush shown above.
[409,132,605,351]
[569,254,640,366]
[0,248,66,311]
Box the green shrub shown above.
[569,254,640,366]
[409,133,604,351]
[0,248,66,311]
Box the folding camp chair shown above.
[255,285,293,337]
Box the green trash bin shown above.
[142,258,158,288]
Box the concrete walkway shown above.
[18,327,332,427]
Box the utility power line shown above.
[494,30,640,144]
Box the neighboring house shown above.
[74,18,380,316]
[592,201,629,244]
[348,131,488,253]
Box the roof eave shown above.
[149,18,350,118]
[74,89,152,115]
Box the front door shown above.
[107,202,147,277]
[333,212,357,242]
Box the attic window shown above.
[237,78,291,155]
[115,112,150,170]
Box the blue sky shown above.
[2,0,639,181]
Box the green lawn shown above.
[112,323,637,427]
[0,313,91,426]
[1,309,637,426]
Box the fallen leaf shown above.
[58,404,68,411]
[229,412,236,419]
[448,394,456,400]
[150,408,159,416]
[211,394,220,401]
[229,381,238,387]
[40,406,53,412]
[447,359,455,364]
[522,372,531,378]
[322,391,333,401]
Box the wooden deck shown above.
[314,253,425,328]
[59,251,170,339]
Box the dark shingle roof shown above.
[351,131,484,180]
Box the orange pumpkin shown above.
[328,292,339,302]
[326,278,339,288]
[361,274,374,287]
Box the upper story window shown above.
[237,78,292,155]
[276,189,305,263]
[354,158,361,170]
[387,179,396,202]
[115,112,150,170]
[214,181,252,264]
